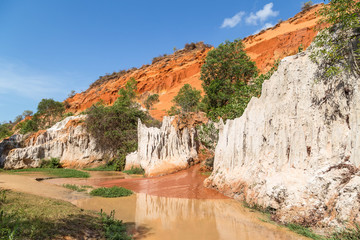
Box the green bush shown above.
[19,118,39,134]
[123,167,145,175]
[0,123,12,140]
[311,0,360,77]
[144,93,159,110]
[205,61,279,120]
[37,99,65,128]
[40,158,62,168]
[301,1,313,11]
[171,84,202,113]
[62,184,90,192]
[85,78,153,171]
[100,210,131,240]
[90,187,133,198]
[201,38,258,115]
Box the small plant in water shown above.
[122,167,145,175]
[90,187,133,198]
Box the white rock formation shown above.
[125,116,198,176]
[3,115,111,169]
[205,49,360,227]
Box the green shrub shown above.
[311,0,360,77]
[201,39,258,115]
[62,184,89,192]
[123,167,145,175]
[40,158,62,168]
[85,78,154,171]
[301,1,313,11]
[90,187,133,198]
[286,223,324,240]
[37,99,65,128]
[19,118,39,134]
[196,123,219,151]
[171,84,202,113]
[100,210,131,240]
[144,93,159,110]
[0,123,12,140]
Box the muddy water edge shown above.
[0,168,308,240]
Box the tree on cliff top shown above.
[200,39,258,120]
[311,0,360,77]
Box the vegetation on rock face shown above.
[90,186,133,198]
[0,123,12,140]
[169,84,202,114]
[144,93,159,110]
[301,1,313,11]
[311,0,360,77]
[85,78,155,171]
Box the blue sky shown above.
[0,0,318,122]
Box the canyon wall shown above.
[2,116,111,169]
[65,5,323,121]
[125,116,199,177]
[205,47,360,228]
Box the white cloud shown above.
[253,22,275,35]
[221,11,245,28]
[246,3,279,26]
[0,59,66,99]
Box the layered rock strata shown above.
[205,48,360,228]
[2,116,111,169]
[125,116,199,176]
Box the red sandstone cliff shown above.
[65,4,323,120]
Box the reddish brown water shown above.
[98,165,227,199]
[0,168,308,240]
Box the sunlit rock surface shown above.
[125,116,198,176]
[2,116,111,169]
[205,47,360,228]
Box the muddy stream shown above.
[0,166,306,240]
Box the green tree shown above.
[311,0,360,77]
[85,79,151,171]
[172,84,201,113]
[37,99,65,127]
[22,110,33,118]
[0,123,12,140]
[301,1,313,11]
[200,39,258,119]
[144,94,160,110]
[201,39,258,109]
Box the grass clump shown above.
[84,164,116,171]
[330,224,360,240]
[100,210,132,240]
[62,184,92,192]
[286,223,324,240]
[0,189,132,239]
[9,168,90,178]
[90,187,133,198]
[40,157,62,168]
[122,167,145,175]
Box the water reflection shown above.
[74,193,303,240]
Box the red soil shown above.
[64,5,323,121]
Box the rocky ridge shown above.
[2,116,111,169]
[204,45,360,228]
[125,115,203,177]
[65,4,323,121]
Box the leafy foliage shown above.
[144,93,159,110]
[301,1,313,11]
[85,78,152,171]
[123,167,145,175]
[311,0,360,77]
[0,123,12,140]
[90,187,133,198]
[100,210,132,240]
[18,118,39,134]
[37,98,65,128]
[40,157,62,168]
[171,84,202,113]
[201,39,258,114]
[205,60,279,120]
